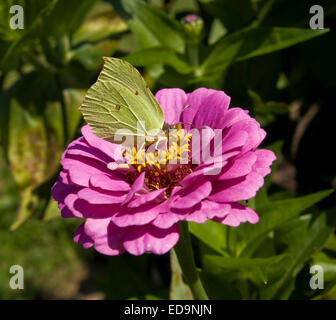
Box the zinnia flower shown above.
[52,88,276,256]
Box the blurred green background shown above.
[0,0,335,300]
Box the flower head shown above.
[181,14,204,40]
[52,88,276,256]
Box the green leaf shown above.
[202,254,290,288]
[0,216,86,299]
[155,67,197,88]
[6,99,48,229]
[8,99,48,190]
[199,0,255,32]
[0,0,59,69]
[311,252,336,288]
[311,250,336,299]
[313,284,336,300]
[43,0,97,38]
[199,241,242,299]
[124,46,191,74]
[324,233,336,252]
[248,89,289,127]
[1,76,83,228]
[202,27,329,78]
[10,188,38,231]
[72,2,127,45]
[260,212,333,299]
[0,1,20,43]
[169,0,199,16]
[71,40,118,70]
[208,19,227,45]
[1,0,97,70]
[191,189,333,259]
[43,100,66,175]
[189,220,230,257]
[169,250,193,300]
[200,269,241,299]
[96,255,159,300]
[62,89,85,141]
[43,198,61,222]
[239,189,334,257]
[110,0,185,53]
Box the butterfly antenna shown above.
[176,105,194,128]
[179,104,191,116]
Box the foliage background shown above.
[0,0,335,300]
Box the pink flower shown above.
[52,88,276,256]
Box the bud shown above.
[181,14,204,43]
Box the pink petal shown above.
[64,193,84,218]
[217,152,257,180]
[171,180,212,209]
[78,188,125,204]
[84,218,125,255]
[81,125,122,160]
[74,200,120,218]
[200,200,231,219]
[209,171,264,202]
[182,88,231,130]
[65,137,111,164]
[229,119,264,152]
[179,169,207,188]
[51,176,74,204]
[222,129,248,154]
[59,170,71,184]
[189,126,213,166]
[74,223,94,248]
[185,203,208,223]
[217,213,240,227]
[221,107,251,128]
[112,203,164,227]
[90,173,130,192]
[252,149,276,177]
[62,157,110,187]
[127,188,166,208]
[155,88,187,125]
[214,203,259,226]
[123,224,179,255]
[51,177,81,218]
[152,212,181,229]
[122,172,146,205]
[183,200,231,223]
[181,151,239,187]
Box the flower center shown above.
[124,129,193,194]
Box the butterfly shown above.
[79,57,165,145]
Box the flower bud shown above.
[181,14,204,43]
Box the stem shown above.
[55,75,69,144]
[59,35,70,64]
[250,0,275,28]
[173,221,209,300]
[188,42,199,67]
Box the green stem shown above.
[55,75,69,144]
[59,35,70,64]
[188,42,199,67]
[173,221,209,300]
[250,0,275,28]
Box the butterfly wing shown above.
[79,57,164,141]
